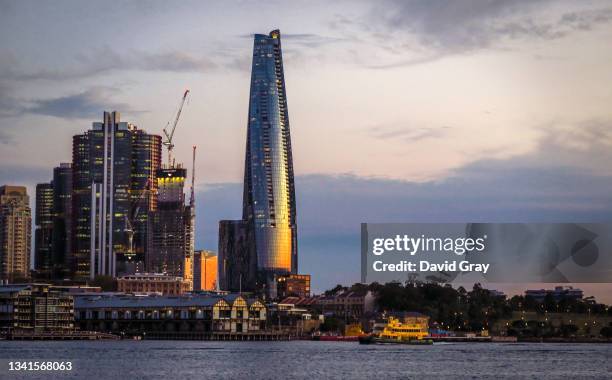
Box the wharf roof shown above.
[74,293,263,309]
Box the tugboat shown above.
[359,317,433,345]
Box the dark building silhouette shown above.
[219,220,256,292]
[34,182,54,279]
[219,30,298,297]
[51,163,72,279]
[34,163,73,281]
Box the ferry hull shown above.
[358,335,433,345]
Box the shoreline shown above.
[2,334,611,344]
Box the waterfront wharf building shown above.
[74,293,267,337]
[72,112,161,279]
[219,30,298,298]
[0,186,31,282]
[0,284,74,332]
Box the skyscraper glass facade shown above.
[220,30,298,295]
[243,29,297,274]
[34,182,54,278]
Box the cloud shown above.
[279,33,348,48]
[0,47,217,82]
[76,47,218,74]
[0,83,20,118]
[370,125,450,141]
[26,87,141,119]
[0,129,11,145]
[357,1,612,66]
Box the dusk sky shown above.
[1,1,612,300]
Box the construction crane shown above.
[163,89,190,167]
[125,178,152,256]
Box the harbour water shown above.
[1,340,610,379]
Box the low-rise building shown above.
[0,284,74,332]
[317,289,375,319]
[525,286,583,302]
[74,293,266,335]
[279,296,318,309]
[277,274,311,298]
[117,273,191,295]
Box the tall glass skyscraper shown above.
[220,30,298,296]
[72,112,161,279]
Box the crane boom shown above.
[163,89,190,166]
[125,178,152,255]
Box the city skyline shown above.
[1,1,612,299]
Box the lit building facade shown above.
[72,112,161,280]
[194,250,217,291]
[0,186,31,282]
[116,273,191,295]
[277,274,311,299]
[219,30,298,297]
[0,284,74,332]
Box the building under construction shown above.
[147,165,194,279]
[147,90,195,283]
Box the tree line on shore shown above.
[324,282,612,338]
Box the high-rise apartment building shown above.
[0,186,31,281]
[219,30,298,297]
[72,112,161,280]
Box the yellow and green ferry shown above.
[359,317,433,345]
